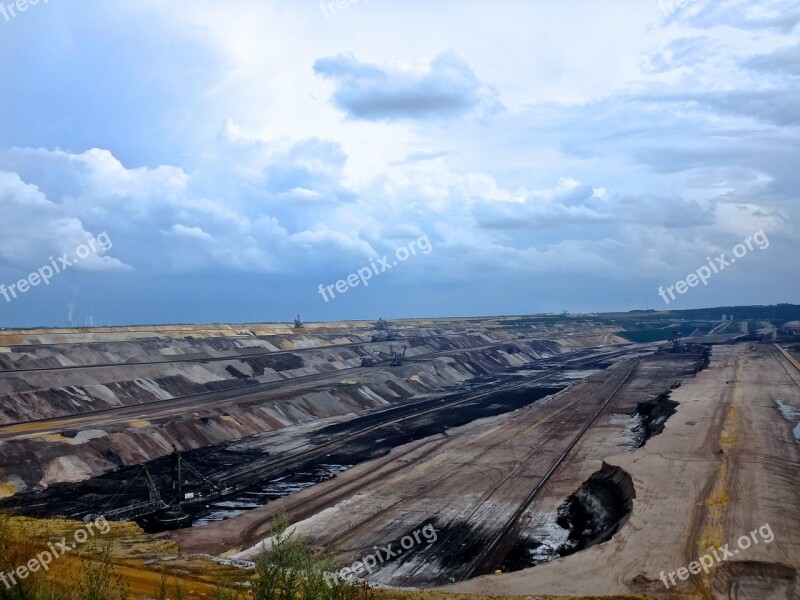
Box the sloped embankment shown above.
[0,331,598,494]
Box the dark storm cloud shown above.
[742,43,800,78]
[472,191,715,231]
[313,52,501,121]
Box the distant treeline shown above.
[659,303,800,323]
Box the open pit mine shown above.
[1,311,799,600]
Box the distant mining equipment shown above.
[99,447,227,533]
[294,314,304,329]
[360,352,379,367]
[660,330,696,354]
[670,330,684,353]
[359,345,404,366]
[371,319,400,342]
[389,344,407,367]
[776,326,800,342]
[759,326,779,343]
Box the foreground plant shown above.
[252,511,373,600]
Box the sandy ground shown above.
[447,344,800,599]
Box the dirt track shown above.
[445,344,800,599]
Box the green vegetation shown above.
[618,322,704,343]
[252,511,373,600]
[74,546,128,600]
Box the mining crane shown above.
[389,344,407,367]
[102,446,226,532]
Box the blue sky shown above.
[0,0,798,327]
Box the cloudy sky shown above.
[0,0,798,327]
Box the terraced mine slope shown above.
[0,317,624,494]
[1,312,799,600]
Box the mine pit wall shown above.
[0,321,385,346]
[0,331,589,425]
[0,333,366,371]
[0,332,500,424]
[0,332,622,495]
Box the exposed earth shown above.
[1,309,799,599]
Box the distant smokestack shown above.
[68,303,77,327]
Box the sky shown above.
[0,0,798,327]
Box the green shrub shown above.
[252,511,372,600]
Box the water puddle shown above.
[776,399,800,442]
